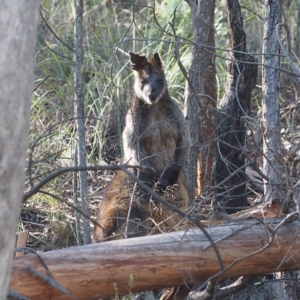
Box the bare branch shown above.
[23,164,147,202]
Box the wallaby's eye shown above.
[140,79,147,86]
[157,79,164,85]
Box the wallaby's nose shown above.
[149,92,157,102]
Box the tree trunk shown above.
[0,1,39,299]
[262,2,291,298]
[262,0,283,204]
[74,0,91,244]
[184,0,216,202]
[297,0,300,56]
[9,219,300,300]
[213,0,257,214]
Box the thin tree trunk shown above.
[0,1,39,299]
[73,145,81,245]
[262,0,283,205]
[9,219,300,300]
[262,2,289,298]
[74,0,91,244]
[297,0,300,55]
[213,0,257,214]
[184,0,217,202]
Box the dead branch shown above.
[9,219,300,300]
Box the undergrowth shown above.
[21,0,299,257]
[22,0,194,250]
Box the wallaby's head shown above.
[129,52,167,105]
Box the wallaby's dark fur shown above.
[94,52,190,242]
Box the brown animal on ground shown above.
[94,52,190,242]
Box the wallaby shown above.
[94,52,190,242]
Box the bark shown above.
[9,219,300,300]
[74,0,91,244]
[73,145,81,245]
[262,3,292,299]
[297,0,300,56]
[262,0,283,204]
[213,0,257,213]
[0,1,39,299]
[184,0,217,202]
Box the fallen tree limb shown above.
[9,219,300,300]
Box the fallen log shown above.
[9,218,300,300]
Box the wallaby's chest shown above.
[131,105,178,143]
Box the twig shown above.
[26,265,74,298]
[7,289,31,300]
[276,23,300,77]
[39,190,103,228]
[189,281,215,300]
[39,9,74,52]
[14,247,74,297]
[23,164,146,202]
[14,247,53,276]
[190,275,258,300]
[169,8,195,94]
[32,76,49,93]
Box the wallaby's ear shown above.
[129,52,148,71]
[150,53,163,70]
